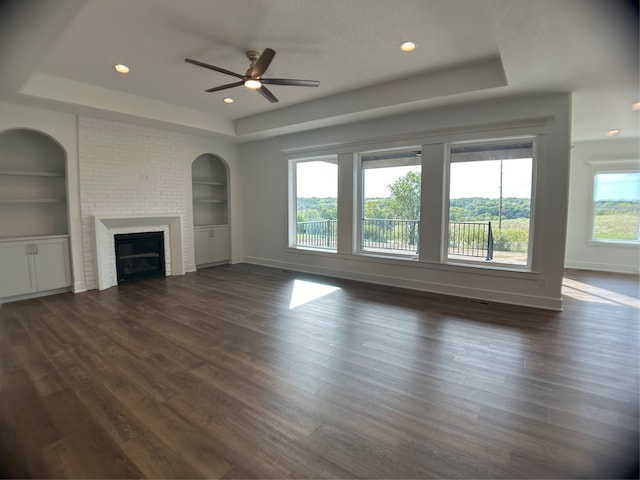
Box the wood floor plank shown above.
[0,264,637,478]
[44,344,203,478]
[42,389,144,478]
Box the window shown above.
[358,149,421,256]
[289,158,338,250]
[447,140,534,267]
[591,171,640,242]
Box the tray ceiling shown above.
[0,0,637,142]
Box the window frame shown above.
[355,147,422,258]
[288,155,339,252]
[443,137,537,271]
[588,160,640,245]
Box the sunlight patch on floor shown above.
[563,277,639,308]
[289,279,341,309]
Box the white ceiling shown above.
[0,0,637,143]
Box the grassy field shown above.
[594,212,639,241]
[492,218,530,254]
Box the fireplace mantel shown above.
[94,215,184,290]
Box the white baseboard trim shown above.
[229,255,244,265]
[564,260,640,275]
[0,287,72,304]
[241,256,563,311]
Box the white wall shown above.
[239,93,572,310]
[565,137,640,274]
[0,101,240,292]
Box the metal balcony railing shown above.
[296,220,337,249]
[362,218,419,254]
[296,219,493,260]
[448,221,494,260]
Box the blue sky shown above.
[595,172,640,201]
[296,159,534,199]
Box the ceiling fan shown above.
[185,48,319,103]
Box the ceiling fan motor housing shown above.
[185,47,319,103]
[246,51,260,65]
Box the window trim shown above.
[355,146,422,257]
[288,155,338,251]
[443,137,537,271]
[588,160,640,245]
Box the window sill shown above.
[358,251,419,262]
[285,246,538,279]
[288,246,337,254]
[587,240,640,248]
[443,259,532,274]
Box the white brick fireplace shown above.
[79,117,193,291]
[94,215,184,290]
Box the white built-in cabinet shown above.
[0,236,71,298]
[192,154,230,267]
[194,225,229,266]
[0,129,72,302]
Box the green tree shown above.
[297,197,336,222]
[364,198,389,219]
[387,171,421,245]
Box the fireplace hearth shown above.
[114,231,165,284]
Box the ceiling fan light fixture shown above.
[244,79,262,89]
[400,41,416,52]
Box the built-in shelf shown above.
[0,129,69,238]
[0,170,64,177]
[0,198,65,204]
[192,154,229,227]
[194,224,229,229]
[192,180,226,186]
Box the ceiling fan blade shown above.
[261,78,320,87]
[249,48,276,77]
[205,81,244,93]
[185,58,245,80]
[257,84,278,103]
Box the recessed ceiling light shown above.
[114,64,129,74]
[606,129,621,137]
[400,41,416,52]
[223,97,234,104]
[632,101,640,111]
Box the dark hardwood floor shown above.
[0,264,638,478]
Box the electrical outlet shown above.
[538,277,546,288]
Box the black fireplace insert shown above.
[114,231,166,284]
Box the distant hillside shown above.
[297,197,534,222]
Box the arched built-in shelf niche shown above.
[0,128,72,302]
[192,153,228,227]
[192,153,230,267]
[0,129,69,237]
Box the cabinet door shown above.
[194,228,214,266]
[212,227,229,262]
[33,237,71,291]
[0,241,36,297]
